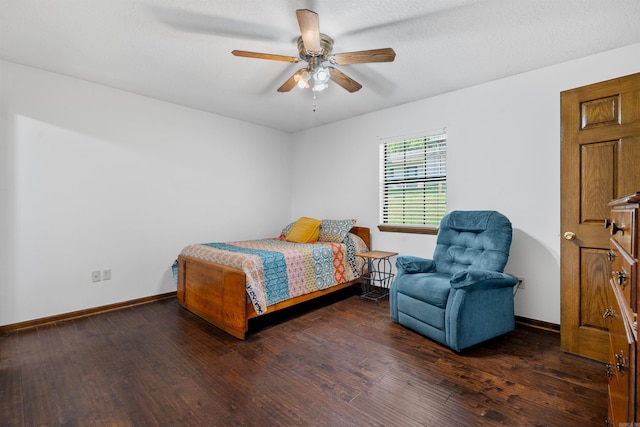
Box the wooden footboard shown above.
[177,255,248,339]
[177,226,371,339]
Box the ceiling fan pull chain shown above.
[312,92,317,112]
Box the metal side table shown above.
[356,250,398,302]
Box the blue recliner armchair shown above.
[390,210,519,351]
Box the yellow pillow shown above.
[286,217,321,243]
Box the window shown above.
[379,130,447,233]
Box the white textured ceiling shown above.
[2,0,640,133]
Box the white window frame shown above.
[379,129,447,234]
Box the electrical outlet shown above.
[102,269,111,280]
[517,276,525,289]
[91,271,101,282]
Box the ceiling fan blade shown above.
[330,68,362,93]
[278,69,307,92]
[332,48,396,65]
[296,9,321,52]
[151,6,288,42]
[232,50,300,63]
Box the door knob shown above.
[563,231,576,241]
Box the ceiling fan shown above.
[231,9,396,94]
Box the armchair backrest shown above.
[433,210,513,275]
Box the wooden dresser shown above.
[605,192,639,426]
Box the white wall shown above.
[0,60,293,326]
[3,43,640,327]
[290,43,640,325]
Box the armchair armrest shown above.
[450,269,518,291]
[396,256,436,274]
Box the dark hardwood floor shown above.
[1,288,607,426]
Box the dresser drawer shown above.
[609,242,637,313]
[606,282,634,423]
[609,208,636,257]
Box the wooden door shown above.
[560,72,640,362]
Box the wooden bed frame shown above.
[177,226,371,339]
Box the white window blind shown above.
[379,130,447,227]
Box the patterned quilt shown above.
[179,233,368,315]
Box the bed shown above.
[176,219,370,339]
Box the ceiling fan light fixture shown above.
[313,66,330,84]
[295,70,311,89]
[312,67,330,92]
[312,82,328,92]
[231,10,395,95]
[308,57,330,92]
